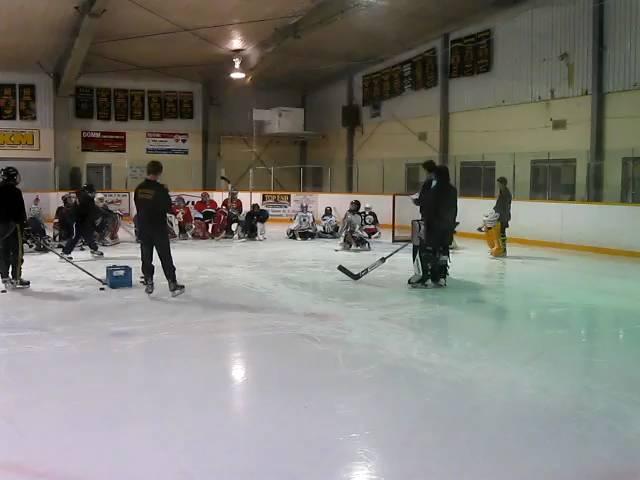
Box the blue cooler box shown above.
[106,265,133,289]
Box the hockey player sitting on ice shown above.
[361,204,381,239]
[53,193,76,247]
[170,196,193,240]
[25,196,48,250]
[318,206,340,239]
[287,203,317,240]
[243,203,269,240]
[94,193,122,246]
[408,165,457,288]
[336,200,371,251]
[194,192,218,221]
[221,190,243,237]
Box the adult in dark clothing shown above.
[62,184,103,259]
[414,159,438,218]
[134,161,184,296]
[409,165,458,287]
[494,177,512,256]
[0,166,29,288]
[53,194,77,246]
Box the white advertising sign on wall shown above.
[146,132,189,155]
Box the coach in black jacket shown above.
[0,166,28,287]
[494,177,512,254]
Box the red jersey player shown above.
[171,196,193,239]
[194,192,218,219]
[221,190,243,216]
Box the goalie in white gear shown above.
[287,203,317,240]
[337,200,370,251]
[318,206,340,239]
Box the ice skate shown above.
[13,278,31,289]
[169,280,185,297]
[144,277,154,295]
[90,249,104,257]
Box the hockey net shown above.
[391,194,419,243]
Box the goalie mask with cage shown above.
[482,210,500,228]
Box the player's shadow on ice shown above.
[13,289,79,302]
[504,255,558,261]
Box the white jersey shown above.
[340,211,364,235]
[29,205,43,221]
[291,212,316,232]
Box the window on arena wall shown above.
[405,164,425,193]
[621,157,640,203]
[530,159,576,201]
[459,161,496,198]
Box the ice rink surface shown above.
[1,225,640,480]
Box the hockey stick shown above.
[337,242,410,281]
[38,239,107,287]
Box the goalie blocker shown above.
[408,219,450,288]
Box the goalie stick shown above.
[337,242,410,281]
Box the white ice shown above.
[1,226,640,480]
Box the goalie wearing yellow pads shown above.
[479,211,505,257]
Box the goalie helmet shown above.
[324,206,333,216]
[201,192,210,201]
[300,203,309,213]
[348,200,361,213]
[364,203,372,213]
[95,193,106,207]
[482,210,500,227]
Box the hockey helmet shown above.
[324,206,333,216]
[201,192,210,201]
[349,199,361,213]
[300,202,309,213]
[364,203,372,213]
[0,166,20,185]
[81,183,96,196]
[251,203,260,211]
[95,193,106,207]
[229,189,238,199]
[175,195,186,206]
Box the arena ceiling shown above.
[0,0,514,90]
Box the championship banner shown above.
[412,54,425,90]
[463,33,477,77]
[81,131,126,153]
[380,67,392,100]
[101,192,131,216]
[0,84,17,120]
[424,48,438,89]
[145,132,189,155]
[130,90,145,120]
[449,37,464,79]
[96,87,112,121]
[261,193,291,218]
[18,84,37,121]
[75,86,94,119]
[475,29,492,74]
[370,72,382,104]
[148,90,163,121]
[391,64,403,97]
[114,89,129,121]
[361,75,372,107]
[0,128,40,150]
[163,91,178,119]
[179,91,194,119]
[401,59,414,93]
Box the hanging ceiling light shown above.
[229,57,246,80]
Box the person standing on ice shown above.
[61,184,104,260]
[0,166,29,289]
[134,161,184,297]
[493,177,512,257]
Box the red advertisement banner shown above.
[81,131,126,153]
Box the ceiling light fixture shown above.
[229,57,246,80]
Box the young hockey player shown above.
[62,184,103,260]
[222,190,243,235]
[134,160,184,296]
[318,206,340,239]
[53,193,76,246]
[361,204,381,239]
[194,191,218,238]
[27,196,47,239]
[493,177,512,257]
[94,193,121,246]
[287,203,317,240]
[337,200,370,251]
[171,196,193,240]
[409,165,457,288]
[243,203,270,240]
[0,166,29,288]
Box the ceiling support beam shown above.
[588,0,605,201]
[56,0,110,96]
[439,32,450,166]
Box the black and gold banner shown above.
[401,59,414,93]
[412,54,425,90]
[391,64,404,97]
[179,91,194,119]
[381,68,392,100]
[96,87,112,121]
[424,48,438,89]
[18,84,36,121]
[148,90,163,121]
[370,73,382,104]
[0,84,17,120]
[475,29,492,74]
[75,86,94,119]
[362,75,372,107]
[163,91,178,119]
[463,34,477,77]
[130,90,145,120]
[114,89,128,121]
[449,38,464,79]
